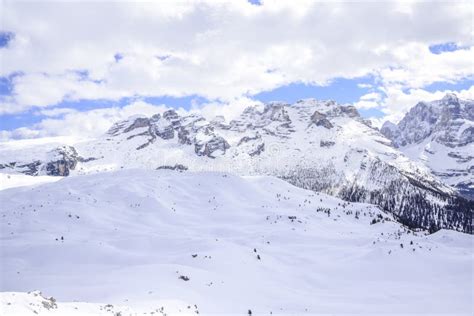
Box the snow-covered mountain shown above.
[381,93,473,200]
[1,169,472,315]
[0,99,472,233]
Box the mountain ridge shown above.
[381,93,473,200]
[1,98,472,233]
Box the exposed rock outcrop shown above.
[381,93,473,200]
[195,136,230,158]
[310,111,333,129]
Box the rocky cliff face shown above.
[381,94,473,200]
[0,145,94,176]
[2,98,472,233]
[44,146,80,176]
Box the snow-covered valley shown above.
[1,169,473,315]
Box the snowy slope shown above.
[381,93,474,199]
[1,99,472,233]
[0,173,61,191]
[0,169,473,315]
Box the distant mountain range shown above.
[381,93,473,200]
[1,95,472,233]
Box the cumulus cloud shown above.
[354,92,382,110]
[378,44,473,89]
[357,83,373,89]
[34,108,78,117]
[0,0,473,141]
[0,0,472,117]
[0,127,42,141]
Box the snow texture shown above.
[0,170,473,315]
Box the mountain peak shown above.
[441,93,459,104]
[381,120,397,130]
[294,98,336,107]
[380,94,473,199]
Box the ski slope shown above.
[0,169,473,315]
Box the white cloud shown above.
[357,83,373,89]
[4,72,128,114]
[0,0,472,118]
[34,108,78,117]
[1,101,169,140]
[0,127,41,141]
[379,85,474,124]
[378,44,474,89]
[359,93,381,101]
[191,97,263,122]
[354,100,380,110]
[354,92,382,109]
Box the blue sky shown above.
[252,77,374,104]
[429,42,462,55]
[423,78,474,93]
[0,32,14,48]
